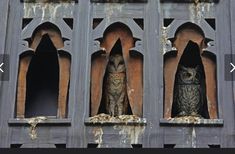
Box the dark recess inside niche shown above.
[25,34,59,118]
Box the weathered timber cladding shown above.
[0,0,235,148]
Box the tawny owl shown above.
[103,39,129,116]
[173,64,205,117]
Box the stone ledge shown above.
[8,118,71,126]
[84,119,147,126]
[91,0,147,3]
[20,0,78,3]
[85,114,147,126]
[160,0,219,3]
[160,118,223,127]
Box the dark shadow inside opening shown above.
[25,34,59,118]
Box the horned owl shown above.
[103,40,129,116]
[173,65,205,117]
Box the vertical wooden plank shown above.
[0,0,9,55]
[216,0,235,147]
[143,0,163,147]
[0,0,10,147]
[230,0,235,147]
[67,0,91,147]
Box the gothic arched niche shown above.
[90,22,143,117]
[164,22,218,119]
[16,22,71,118]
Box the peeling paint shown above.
[92,127,103,148]
[189,0,215,24]
[25,116,47,140]
[104,4,124,24]
[128,89,135,95]
[191,127,197,148]
[161,26,171,55]
[23,2,75,20]
[114,125,145,145]
[89,114,146,147]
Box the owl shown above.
[173,64,206,118]
[103,40,129,116]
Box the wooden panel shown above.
[16,54,32,118]
[58,51,71,118]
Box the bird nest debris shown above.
[26,116,47,140]
[88,113,143,124]
[167,116,202,124]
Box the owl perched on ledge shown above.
[171,40,209,118]
[173,64,206,118]
[103,39,129,116]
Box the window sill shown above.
[84,118,147,126]
[160,118,223,127]
[160,0,219,3]
[8,118,71,126]
[20,0,78,3]
[91,0,148,3]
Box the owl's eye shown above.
[186,73,192,77]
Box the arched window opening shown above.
[90,22,143,117]
[16,22,71,118]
